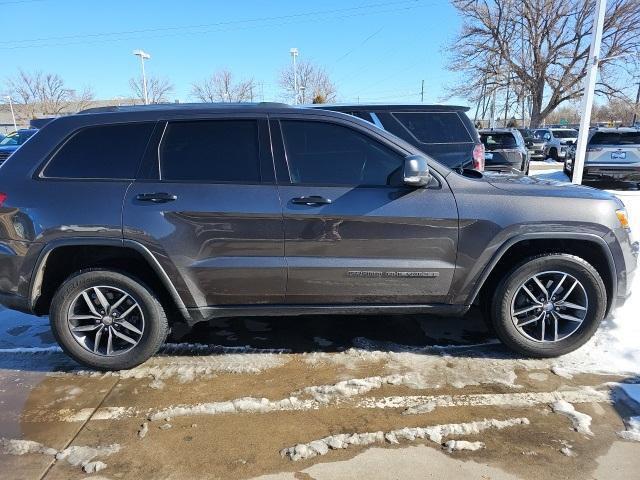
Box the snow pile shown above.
[280,417,529,461]
[148,396,319,421]
[444,440,485,452]
[618,416,640,442]
[551,400,593,436]
[1,437,119,472]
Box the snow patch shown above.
[1,438,57,456]
[280,417,529,461]
[551,400,593,435]
[82,461,107,473]
[444,440,485,452]
[618,416,640,442]
[138,422,148,439]
[55,444,120,467]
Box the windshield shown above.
[0,131,33,146]
[481,132,517,148]
[551,129,577,138]
[590,131,640,145]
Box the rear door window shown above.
[281,120,404,186]
[43,123,154,179]
[590,131,640,145]
[159,120,260,183]
[392,112,472,143]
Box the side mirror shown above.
[403,154,431,187]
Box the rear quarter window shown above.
[392,112,472,144]
[43,123,154,179]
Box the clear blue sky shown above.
[2,0,466,105]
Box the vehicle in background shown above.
[533,128,578,160]
[0,128,38,166]
[310,104,485,172]
[564,128,640,184]
[517,128,546,160]
[479,128,530,174]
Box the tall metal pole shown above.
[140,55,149,105]
[572,0,607,185]
[5,96,17,131]
[421,80,424,103]
[290,48,299,105]
[632,82,640,126]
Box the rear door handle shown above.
[136,192,177,203]
[291,196,332,206]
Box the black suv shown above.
[311,104,485,171]
[479,128,530,173]
[0,103,636,370]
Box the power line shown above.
[0,0,423,47]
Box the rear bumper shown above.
[583,165,640,182]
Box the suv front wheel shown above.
[490,254,606,358]
[50,270,169,370]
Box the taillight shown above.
[0,193,6,207]
[472,143,485,171]
[587,147,603,152]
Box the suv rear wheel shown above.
[490,254,606,357]
[50,270,168,370]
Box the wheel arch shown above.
[29,238,191,324]
[470,233,616,316]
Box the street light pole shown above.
[290,48,299,105]
[5,96,17,131]
[133,50,151,105]
[632,82,640,126]
[572,0,607,185]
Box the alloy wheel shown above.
[67,286,145,356]
[510,271,588,343]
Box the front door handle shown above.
[136,192,177,203]
[291,196,332,206]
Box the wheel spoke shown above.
[117,303,138,319]
[513,305,539,316]
[554,311,584,323]
[118,320,142,335]
[540,312,546,341]
[532,276,549,300]
[93,325,104,353]
[93,287,110,311]
[81,291,101,317]
[551,312,559,341]
[110,293,130,312]
[112,328,137,345]
[550,274,567,299]
[558,301,586,311]
[71,324,101,332]
[106,327,113,355]
[560,280,578,301]
[522,285,542,305]
[517,311,544,327]
[70,314,101,321]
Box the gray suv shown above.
[0,103,636,370]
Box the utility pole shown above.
[4,96,17,131]
[572,0,606,185]
[632,82,640,126]
[421,80,424,103]
[290,48,299,105]
[133,50,151,105]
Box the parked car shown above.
[564,128,640,184]
[533,128,578,160]
[0,103,636,369]
[310,104,485,172]
[0,128,38,166]
[479,128,530,173]
[517,128,546,160]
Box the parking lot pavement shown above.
[1,177,640,480]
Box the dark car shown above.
[310,104,485,172]
[517,128,547,160]
[564,128,640,184]
[479,128,530,174]
[0,103,636,370]
[0,128,38,166]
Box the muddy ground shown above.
[1,309,639,480]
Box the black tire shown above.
[50,269,168,370]
[549,148,558,161]
[490,254,606,358]
[563,162,572,177]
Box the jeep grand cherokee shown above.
[0,103,636,370]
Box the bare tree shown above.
[447,0,640,127]
[279,60,337,104]
[5,70,95,119]
[191,70,256,102]
[129,75,174,104]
